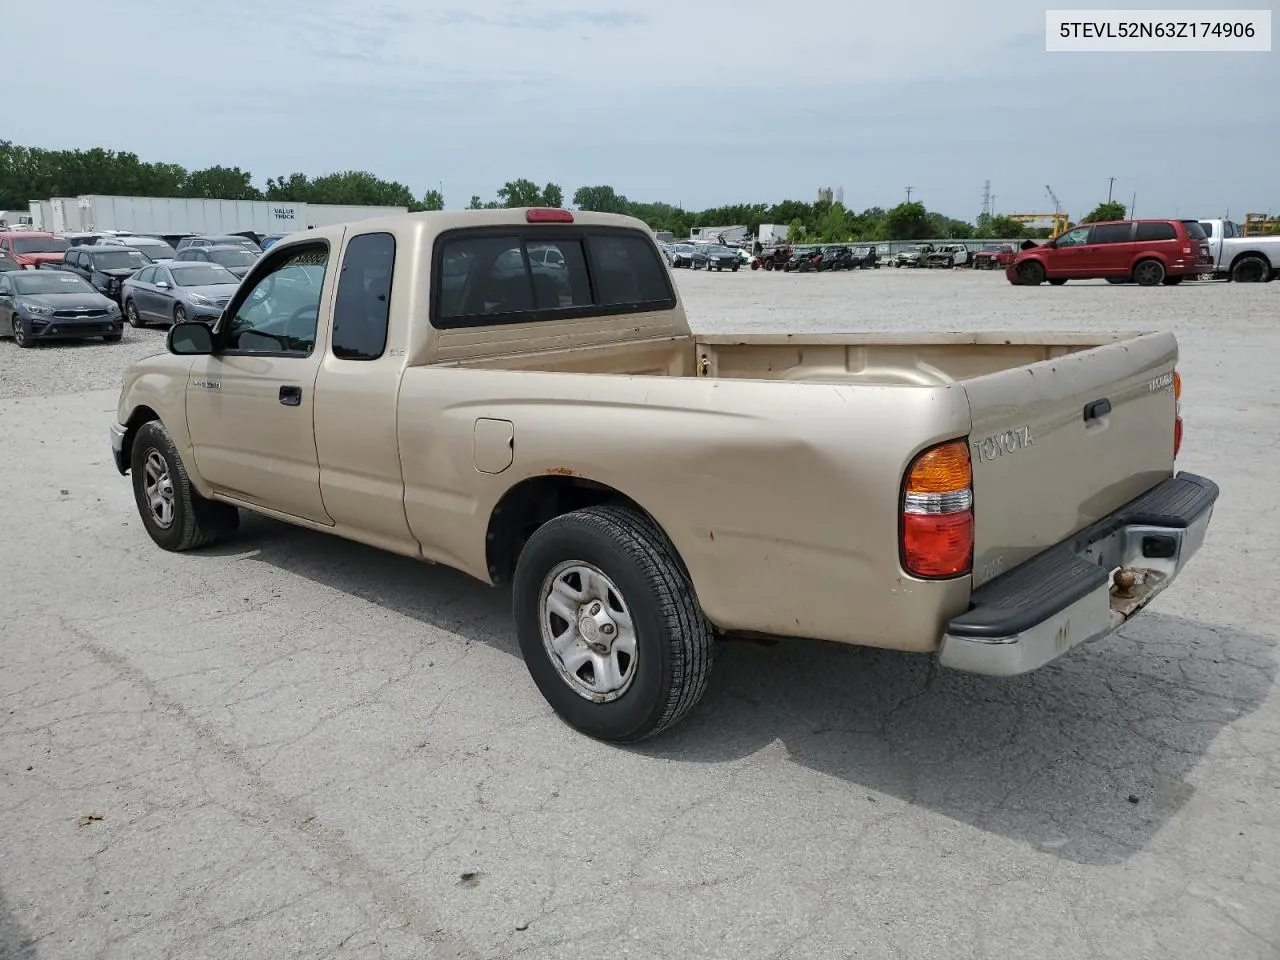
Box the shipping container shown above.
[28,195,408,236]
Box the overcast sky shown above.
[5,1,1277,221]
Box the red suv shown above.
[1007,219,1212,287]
[0,231,70,269]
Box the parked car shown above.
[0,268,123,346]
[95,235,178,262]
[1196,218,1280,283]
[892,243,934,268]
[925,244,970,268]
[0,231,69,269]
[702,244,741,272]
[818,246,855,271]
[57,246,153,303]
[1007,219,1211,287]
[62,232,111,247]
[848,245,879,269]
[175,234,263,254]
[666,243,706,269]
[120,261,241,328]
[972,243,1016,270]
[109,208,1216,743]
[174,244,259,279]
[784,246,824,272]
[260,234,288,250]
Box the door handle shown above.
[1083,397,1111,422]
[279,385,302,406]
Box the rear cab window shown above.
[432,227,675,328]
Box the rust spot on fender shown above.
[546,466,576,476]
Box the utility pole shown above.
[1108,177,1117,203]
[1128,192,1136,219]
[905,186,914,204]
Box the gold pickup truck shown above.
[110,208,1218,742]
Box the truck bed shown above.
[436,330,1135,385]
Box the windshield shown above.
[217,237,261,252]
[91,250,152,271]
[13,272,94,295]
[12,236,70,254]
[129,239,177,258]
[208,249,257,268]
[171,264,240,286]
[671,244,692,253]
[705,246,731,255]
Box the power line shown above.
[905,186,914,203]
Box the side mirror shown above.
[156,281,170,289]
[168,321,214,356]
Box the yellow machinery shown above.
[1007,212,1070,238]
[1242,212,1280,236]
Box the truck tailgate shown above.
[963,332,1179,586]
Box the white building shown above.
[690,224,749,244]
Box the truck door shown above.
[184,240,337,524]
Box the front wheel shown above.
[125,299,143,328]
[1049,278,1067,286]
[13,320,31,348]
[1016,261,1045,286]
[130,420,239,552]
[174,304,187,325]
[512,505,715,743]
[103,333,122,342]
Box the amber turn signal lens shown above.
[1173,370,1182,401]
[902,513,974,578]
[905,440,972,494]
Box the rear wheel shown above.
[1049,278,1067,286]
[1231,255,1271,283]
[513,505,715,743]
[104,333,122,342]
[1016,261,1045,286]
[1162,276,1184,286]
[1132,259,1166,286]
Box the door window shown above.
[221,244,328,356]
[1055,227,1092,247]
[1135,222,1176,242]
[332,232,395,361]
[1090,223,1133,244]
[136,266,156,284]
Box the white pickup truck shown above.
[1197,218,1280,282]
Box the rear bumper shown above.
[938,472,1218,676]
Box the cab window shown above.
[221,244,329,356]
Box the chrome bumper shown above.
[938,473,1218,676]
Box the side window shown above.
[1135,222,1176,242]
[1199,221,1214,238]
[1055,227,1092,248]
[136,266,154,284]
[1090,223,1132,244]
[586,234,673,306]
[332,232,394,361]
[222,244,328,356]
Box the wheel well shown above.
[1229,250,1271,268]
[122,406,160,467]
[485,476,655,584]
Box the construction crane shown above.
[1007,212,1070,238]
[1045,185,1064,218]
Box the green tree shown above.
[817,202,849,242]
[495,178,543,207]
[884,201,932,240]
[1081,201,1127,223]
[419,189,444,211]
[573,185,628,213]
[787,218,806,242]
[976,215,1027,239]
[467,195,485,210]
[265,172,314,202]
[185,165,261,200]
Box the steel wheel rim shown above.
[539,561,638,703]
[143,450,176,529]
[1136,263,1162,285]
[126,301,139,325]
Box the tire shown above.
[1016,261,1045,286]
[104,333,122,342]
[1231,255,1271,283]
[1162,276,1184,286]
[13,320,31,348]
[1049,278,1067,286]
[130,420,239,552]
[1132,259,1165,287]
[174,304,187,325]
[764,261,773,271]
[732,263,739,272]
[1106,278,1130,285]
[512,504,715,743]
[125,299,143,328]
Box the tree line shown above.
[2,140,1138,241]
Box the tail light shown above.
[901,439,974,578]
[1173,369,1183,458]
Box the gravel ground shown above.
[1,269,1278,959]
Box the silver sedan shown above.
[120,261,243,328]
